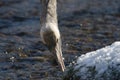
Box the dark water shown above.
[0,0,120,80]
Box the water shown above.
[0,0,120,79]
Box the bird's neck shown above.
[40,0,58,25]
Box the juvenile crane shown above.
[40,0,65,72]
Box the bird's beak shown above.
[55,39,65,72]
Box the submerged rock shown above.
[64,41,120,80]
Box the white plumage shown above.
[40,0,65,72]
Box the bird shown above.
[40,0,65,72]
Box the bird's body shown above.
[40,0,65,72]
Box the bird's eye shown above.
[57,39,58,42]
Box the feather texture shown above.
[40,0,65,72]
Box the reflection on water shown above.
[0,0,120,79]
